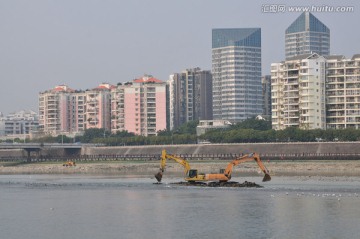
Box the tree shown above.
[175,120,199,135]
[157,129,172,137]
[112,130,135,138]
[81,128,110,143]
[231,117,272,131]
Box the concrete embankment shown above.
[2,142,360,161]
[82,142,360,156]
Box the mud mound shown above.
[170,181,263,188]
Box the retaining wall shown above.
[82,142,360,156]
[2,142,360,161]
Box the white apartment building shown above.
[272,53,360,130]
[271,53,326,130]
[0,110,38,139]
[326,54,360,129]
[196,119,231,137]
[84,83,114,130]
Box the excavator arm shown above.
[155,149,191,182]
[224,153,271,182]
[155,150,271,183]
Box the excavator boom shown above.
[224,153,271,182]
[155,149,191,182]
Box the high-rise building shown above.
[272,53,360,130]
[111,75,166,136]
[84,83,114,130]
[285,12,330,59]
[168,68,212,130]
[326,54,360,129]
[262,75,272,118]
[212,28,263,123]
[271,53,326,130]
[39,85,76,134]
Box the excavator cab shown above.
[187,169,198,179]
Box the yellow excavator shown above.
[63,160,76,167]
[154,149,271,183]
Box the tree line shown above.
[8,118,360,145]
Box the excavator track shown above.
[170,181,263,188]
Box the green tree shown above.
[231,117,272,131]
[112,130,135,138]
[81,128,110,143]
[157,129,172,137]
[175,120,199,135]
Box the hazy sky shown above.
[0,0,359,115]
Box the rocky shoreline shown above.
[1,160,360,177]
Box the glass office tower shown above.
[212,28,262,122]
[285,12,330,59]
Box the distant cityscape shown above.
[1,12,360,140]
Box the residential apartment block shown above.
[326,54,360,129]
[262,75,272,118]
[39,85,76,134]
[285,12,330,59]
[39,84,113,135]
[0,110,39,138]
[85,83,114,130]
[212,28,263,122]
[271,53,326,130]
[111,75,166,136]
[271,53,360,130]
[168,68,212,130]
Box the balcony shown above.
[345,61,356,68]
[327,119,345,124]
[284,100,299,105]
[284,93,299,98]
[327,112,345,117]
[284,113,299,118]
[327,105,345,111]
[326,91,344,96]
[327,99,344,104]
[345,70,360,75]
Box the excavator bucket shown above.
[155,171,163,183]
[262,173,271,182]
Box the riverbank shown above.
[1,160,360,177]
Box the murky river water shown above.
[1,174,360,239]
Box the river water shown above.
[1,174,360,239]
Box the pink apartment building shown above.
[111,75,167,136]
[39,84,114,135]
[39,78,165,136]
[39,85,76,135]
